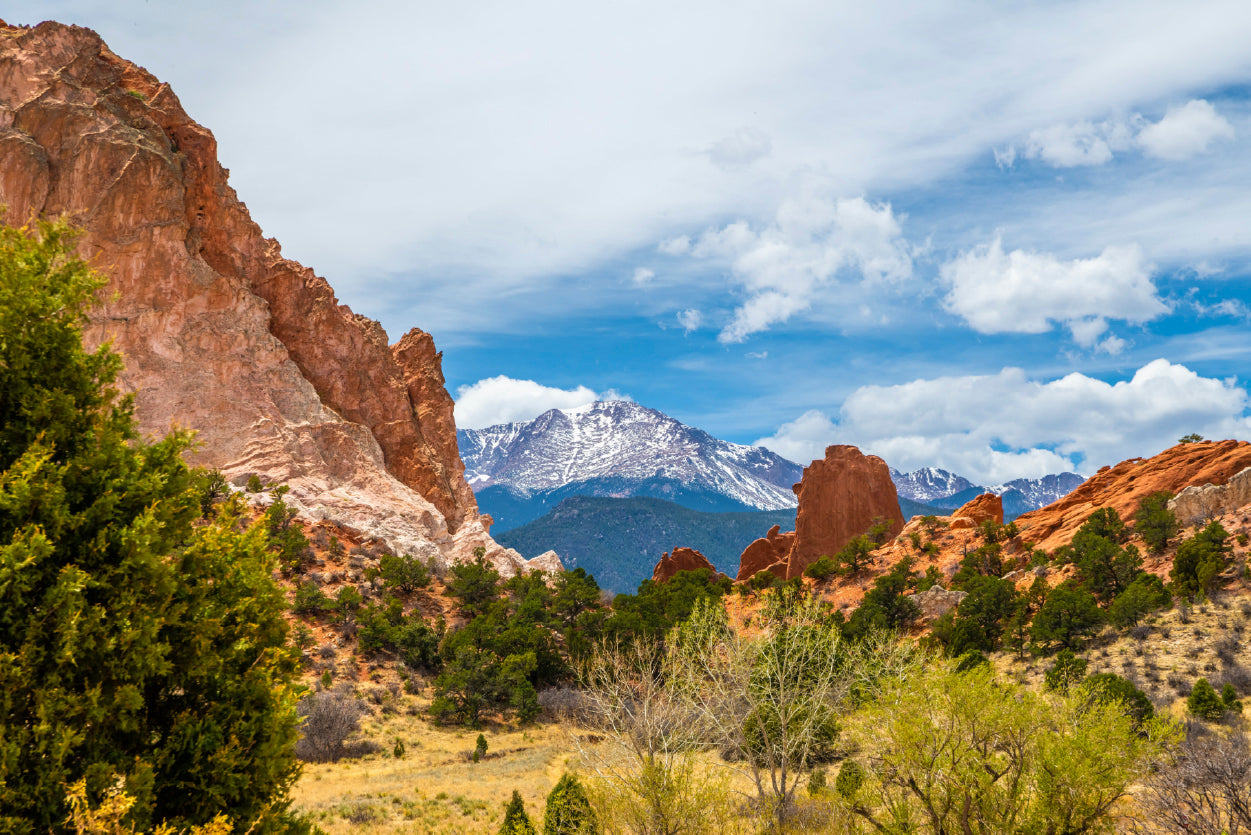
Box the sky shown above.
[10,1,1251,485]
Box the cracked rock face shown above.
[0,20,556,577]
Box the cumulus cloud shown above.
[942,237,1167,343]
[678,195,912,343]
[1018,100,1233,169]
[1137,99,1235,160]
[677,308,703,333]
[706,126,772,169]
[1025,121,1117,167]
[455,376,623,428]
[632,267,655,285]
[756,360,1251,484]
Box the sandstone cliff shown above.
[734,445,904,581]
[0,20,550,575]
[1014,440,1251,552]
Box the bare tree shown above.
[573,638,723,835]
[1134,727,1251,834]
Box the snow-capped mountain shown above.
[889,467,978,503]
[890,466,1084,516]
[458,401,803,529]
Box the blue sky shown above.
[9,1,1251,483]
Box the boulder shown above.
[736,525,794,582]
[907,586,968,621]
[1170,466,1251,526]
[653,547,719,584]
[951,493,1003,526]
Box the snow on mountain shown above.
[890,466,1084,513]
[889,467,978,503]
[457,400,803,511]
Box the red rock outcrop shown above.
[786,445,905,579]
[652,547,720,584]
[733,445,905,581]
[951,493,1003,526]
[1016,440,1251,552]
[0,21,549,575]
[736,525,794,581]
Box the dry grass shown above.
[291,700,577,834]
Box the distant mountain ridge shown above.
[890,467,1085,521]
[459,401,803,530]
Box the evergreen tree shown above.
[543,773,596,835]
[1187,678,1226,722]
[1171,521,1232,598]
[1030,582,1103,650]
[0,221,304,834]
[1133,491,1179,553]
[500,791,536,835]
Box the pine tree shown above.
[0,220,305,834]
[1187,678,1226,722]
[543,773,596,835]
[500,790,536,835]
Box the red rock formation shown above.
[951,493,1003,526]
[786,445,905,579]
[652,547,720,584]
[1016,440,1251,552]
[736,525,793,582]
[0,21,544,575]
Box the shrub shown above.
[834,759,866,800]
[1044,649,1089,692]
[1134,491,1180,554]
[835,535,875,574]
[295,686,369,762]
[379,553,431,594]
[293,581,333,615]
[1223,682,1244,714]
[1189,678,1227,722]
[803,554,837,581]
[1082,673,1154,728]
[807,768,828,798]
[543,773,596,835]
[500,791,536,835]
[954,650,990,674]
[1031,582,1103,650]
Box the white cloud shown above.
[454,376,620,429]
[677,308,703,333]
[757,360,1251,484]
[632,267,655,285]
[1137,99,1235,160]
[706,126,772,169]
[1025,121,1116,167]
[993,144,1016,169]
[681,194,911,342]
[942,237,1167,342]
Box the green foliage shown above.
[803,554,837,581]
[1108,573,1170,628]
[1082,673,1154,728]
[849,663,1174,833]
[1081,507,1128,544]
[292,581,333,616]
[474,734,488,763]
[866,516,894,546]
[741,568,783,594]
[1171,521,1232,597]
[245,473,264,493]
[834,759,866,800]
[844,558,920,640]
[951,542,1004,585]
[604,568,729,642]
[915,565,941,592]
[1072,530,1142,605]
[1134,491,1179,554]
[332,584,363,620]
[0,220,304,834]
[354,600,440,669]
[378,553,430,594]
[1044,649,1089,691]
[543,773,596,835]
[953,650,990,674]
[1188,677,1226,722]
[447,547,501,617]
[1030,581,1103,650]
[1179,433,1205,443]
[264,488,311,574]
[941,574,1018,655]
[1222,682,1243,713]
[500,790,536,835]
[835,534,875,575]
